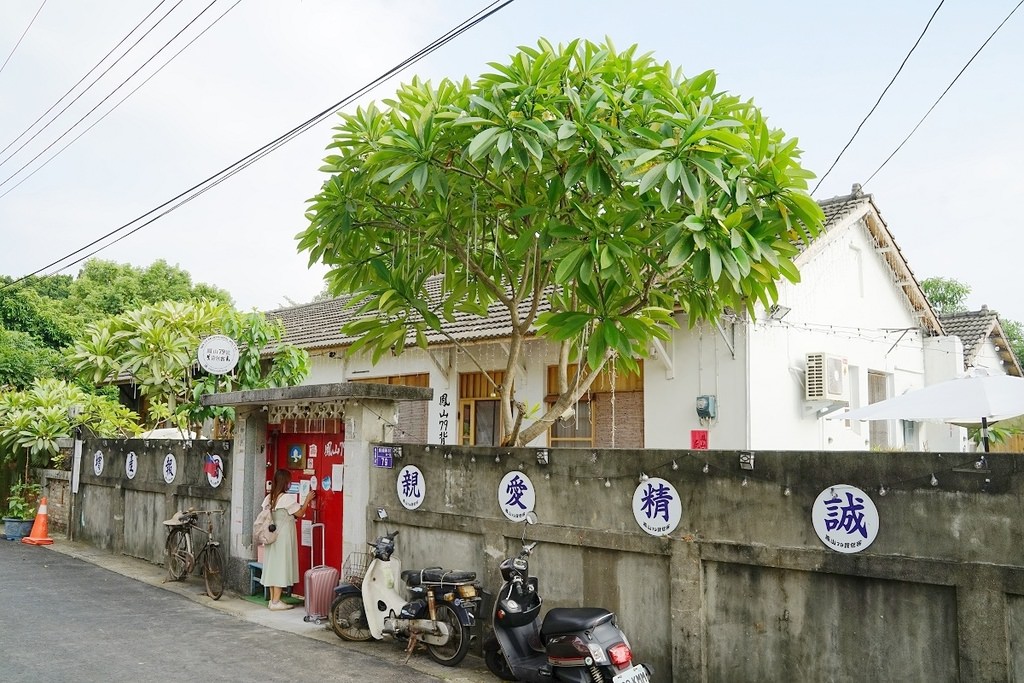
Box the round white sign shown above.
[125,451,138,480]
[397,465,425,510]
[92,450,104,476]
[498,471,536,521]
[197,334,239,375]
[632,477,683,536]
[812,484,879,554]
[204,454,223,488]
[162,453,178,484]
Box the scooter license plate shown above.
[612,665,651,683]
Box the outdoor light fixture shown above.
[739,451,755,470]
[536,448,549,465]
[768,304,792,321]
[392,446,403,460]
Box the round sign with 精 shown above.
[811,484,879,554]
[632,477,682,536]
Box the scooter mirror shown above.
[525,511,538,525]
[376,507,389,521]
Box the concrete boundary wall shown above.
[365,445,1024,682]
[68,439,238,585]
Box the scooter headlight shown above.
[504,599,521,612]
[512,557,528,571]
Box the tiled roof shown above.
[268,186,941,351]
[939,307,1023,376]
[267,276,550,352]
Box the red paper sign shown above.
[690,429,709,450]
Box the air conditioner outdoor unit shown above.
[805,352,849,402]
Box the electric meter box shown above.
[696,395,717,420]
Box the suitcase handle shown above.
[309,522,327,568]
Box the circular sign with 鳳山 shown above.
[812,484,879,554]
[396,465,425,510]
[498,471,535,521]
[197,334,239,375]
[632,477,682,536]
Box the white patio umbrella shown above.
[827,369,1024,452]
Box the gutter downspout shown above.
[744,318,752,449]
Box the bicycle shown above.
[163,508,226,600]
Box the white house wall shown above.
[747,216,930,451]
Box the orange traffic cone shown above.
[21,497,53,546]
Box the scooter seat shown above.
[401,568,477,586]
[540,607,615,636]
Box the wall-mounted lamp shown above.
[768,304,791,321]
[536,448,549,465]
[739,451,755,470]
[392,446,403,460]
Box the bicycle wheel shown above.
[165,528,190,581]
[426,602,470,667]
[329,594,371,641]
[201,544,224,600]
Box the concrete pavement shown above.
[43,538,495,683]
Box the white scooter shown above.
[329,509,482,667]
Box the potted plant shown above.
[3,481,41,540]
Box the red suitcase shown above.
[303,522,340,624]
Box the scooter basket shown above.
[342,552,371,588]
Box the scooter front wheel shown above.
[426,603,470,666]
[329,594,372,641]
[483,636,517,681]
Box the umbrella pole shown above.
[982,417,990,453]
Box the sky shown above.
[0,0,1021,323]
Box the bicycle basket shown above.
[343,552,372,587]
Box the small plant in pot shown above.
[3,481,42,540]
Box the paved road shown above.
[0,540,463,683]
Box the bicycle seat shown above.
[162,511,190,526]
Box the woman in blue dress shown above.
[260,468,314,610]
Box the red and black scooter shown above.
[483,512,653,683]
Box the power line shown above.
[0,0,241,202]
[0,0,218,192]
[0,0,170,160]
[0,0,46,77]
[811,0,945,196]
[864,0,1024,187]
[0,0,517,293]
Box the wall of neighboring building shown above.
[972,337,1009,375]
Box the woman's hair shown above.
[270,468,292,508]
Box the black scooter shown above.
[484,512,653,683]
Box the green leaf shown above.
[638,162,666,194]
[467,127,500,159]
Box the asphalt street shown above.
[0,539,494,683]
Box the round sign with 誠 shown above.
[631,477,682,536]
[396,464,425,510]
[197,334,239,375]
[811,484,879,554]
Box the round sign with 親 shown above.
[197,334,239,375]
[396,464,425,510]
[632,477,682,536]
[811,484,879,554]
[498,471,535,521]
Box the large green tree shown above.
[299,38,824,445]
[920,276,971,315]
[70,300,310,435]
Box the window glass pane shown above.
[550,402,592,447]
[475,400,499,446]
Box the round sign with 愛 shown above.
[197,334,239,375]
[498,471,535,521]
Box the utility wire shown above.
[0,0,169,159]
[812,0,944,196]
[0,0,214,191]
[0,0,517,293]
[864,0,1024,187]
[0,0,46,77]
[0,0,241,202]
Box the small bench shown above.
[248,561,267,598]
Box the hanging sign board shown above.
[197,334,239,375]
[498,471,536,521]
[632,477,682,536]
